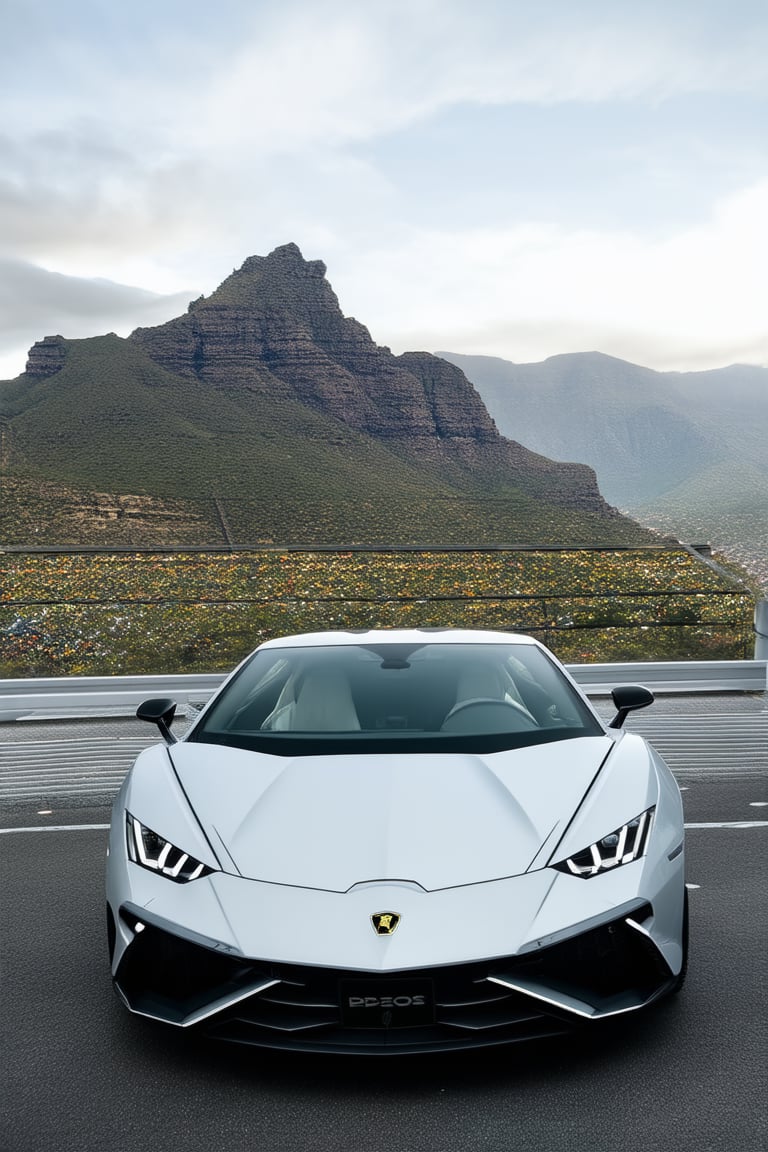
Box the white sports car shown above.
[106,629,687,1053]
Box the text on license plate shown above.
[340,978,435,1028]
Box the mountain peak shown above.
[129,243,505,449]
[240,243,328,279]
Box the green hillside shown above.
[440,351,768,587]
[438,351,718,505]
[634,462,768,590]
[0,335,648,547]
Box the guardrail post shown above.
[755,600,768,661]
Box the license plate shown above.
[340,978,435,1028]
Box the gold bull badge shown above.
[371,912,401,936]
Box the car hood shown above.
[170,736,613,892]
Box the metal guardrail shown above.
[0,661,764,721]
[756,600,768,661]
[0,673,225,722]
[566,660,767,695]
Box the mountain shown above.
[438,350,768,586]
[0,245,652,548]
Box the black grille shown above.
[210,962,567,1053]
[115,904,674,1053]
[115,915,264,1026]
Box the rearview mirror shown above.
[608,685,654,730]
[136,697,178,745]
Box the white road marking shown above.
[0,823,110,833]
[683,821,768,829]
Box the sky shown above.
[1,0,766,380]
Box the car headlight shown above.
[126,814,214,883]
[552,808,655,878]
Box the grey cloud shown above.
[0,129,160,257]
[0,259,193,370]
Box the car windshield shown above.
[188,641,604,756]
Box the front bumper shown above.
[112,902,676,1053]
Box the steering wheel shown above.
[440,698,539,733]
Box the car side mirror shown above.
[136,698,178,745]
[608,685,654,729]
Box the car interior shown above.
[205,643,591,736]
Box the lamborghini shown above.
[106,629,687,1053]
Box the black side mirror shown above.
[136,698,178,745]
[608,685,654,729]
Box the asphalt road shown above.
[1,721,767,1152]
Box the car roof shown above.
[257,629,542,650]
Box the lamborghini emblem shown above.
[371,912,400,936]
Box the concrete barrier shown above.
[0,673,226,722]
[567,659,767,695]
[0,659,765,721]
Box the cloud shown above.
[334,179,768,371]
[0,260,193,378]
[3,2,763,254]
[0,0,765,377]
[191,0,768,158]
[1,177,766,380]
[6,2,765,160]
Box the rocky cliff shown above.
[25,334,68,379]
[130,243,611,514]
